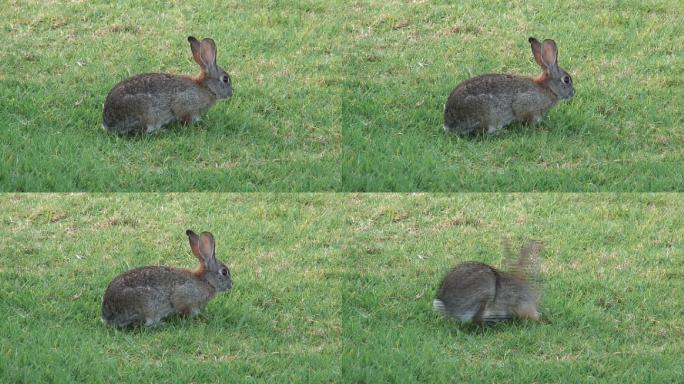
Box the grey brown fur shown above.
[101,230,232,328]
[444,37,574,135]
[102,36,233,134]
[433,240,543,325]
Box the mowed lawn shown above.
[2,1,683,192]
[2,193,683,382]
[1,1,342,191]
[341,193,683,382]
[0,194,344,382]
[341,1,684,191]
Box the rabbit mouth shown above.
[558,87,574,100]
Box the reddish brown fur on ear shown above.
[187,229,208,277]
[200,38,217,68]
[188,36,206,71]
[541,39,558,68]
[186,229,203,262]
[199,232,216,262]
[528,37,544,68]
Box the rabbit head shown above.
[529,37,574,101]
[188,36,233,100]
[186,229,232,292]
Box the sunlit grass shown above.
[1,193,682,382]
[340,0,684,191]
[1,1,343,191]
[2,1,682,191]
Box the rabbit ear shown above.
[200,38,217,70]
[199,232,216,266]
[186,229,203,261]
[501,237,515,270]
[541,39,559,70]
[516,240,543,278]
[187,36,206,70]
[528,37,545,68]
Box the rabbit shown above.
[433,240,542,325]
[443,37,574,135]
[102,36,233,134]
[101,230,232,328]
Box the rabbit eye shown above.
[220,268,228,276]
[221,75,229,84]
[562,76,571,85]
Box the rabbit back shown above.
[101,266,213,327]
[434,262,498,322]
[102,73,214,134]
[444,74,555,135]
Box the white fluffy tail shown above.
[433,299,446,313]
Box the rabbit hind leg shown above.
[517,111,543,126]
[145,123,164,134]
[472,300,490,325]
[512,92,547,125]
[171,96,206,125]
[140,298,167,327]
[141,109,167,134]
[170,283,210,317]
[481,109,506,134]
[143,316,163,327]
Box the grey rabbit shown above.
[102,36,233,134]
[444,37,574,135]
[433,240,543,325]
[101,230,232,327]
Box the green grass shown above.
[340,193,684,382]
[2,194,683,382]
[1,1,342,191]
[1,193,344,382]
[2,1,683,191]
[340,0,684,191]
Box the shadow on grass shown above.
[98,102,250,140]
[434,315,548,335]
[443,121,555,142]
[101,122,240,141]
[98,305,249,333]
